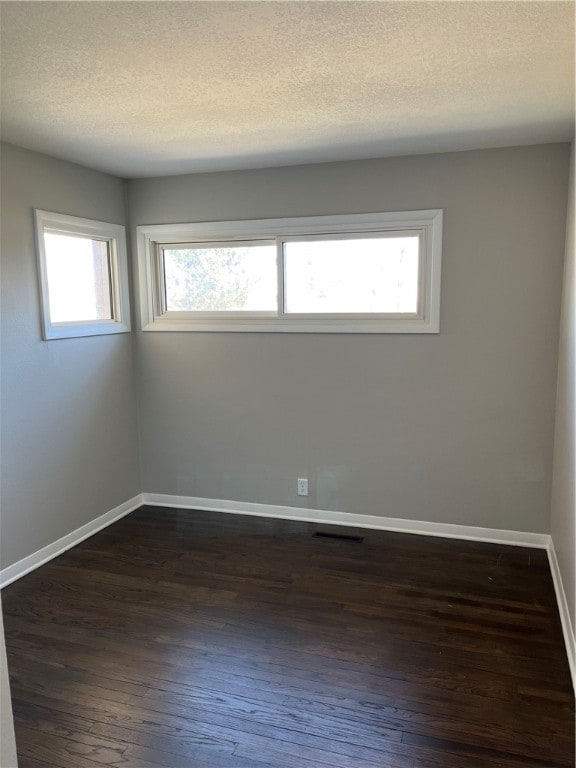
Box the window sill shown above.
[142,314,439,334]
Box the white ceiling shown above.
[1,1,574,178]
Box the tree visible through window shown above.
[162,243,276,312]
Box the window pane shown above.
[283,236,420,314]
[163,244,277,312]
[44,233,112,322]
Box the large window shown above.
[137,210,442,333]
[35,210,131,340]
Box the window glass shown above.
[163,244,277,312]
[136,210,442,333]
[35,209,130,340]
[44,233,112,322]
[283,236,419,314]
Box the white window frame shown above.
[35,209,131,340]
[137,210,443,334]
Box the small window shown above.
[137,210,442,334]
[35,210,131,340]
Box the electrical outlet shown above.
[297,478,309,496]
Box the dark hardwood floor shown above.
[2,506,574,768]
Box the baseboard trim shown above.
[0,494,144,589]
[142,493,550,549]
[547,539,576,689]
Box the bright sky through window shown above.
[283,236,419,314]
[44,233,112,323]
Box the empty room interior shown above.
[1,2,575,767]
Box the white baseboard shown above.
[0,494,144,589]
[547,539,576,689]
[142,493,550,548]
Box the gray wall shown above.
[129,144,569,533]
[0,143,141,569]
[551,142,575,632]
[0,142,569,571]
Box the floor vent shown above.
[313,531,364,543]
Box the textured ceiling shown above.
[1,1,574,178]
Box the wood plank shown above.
[3,507,574,768]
